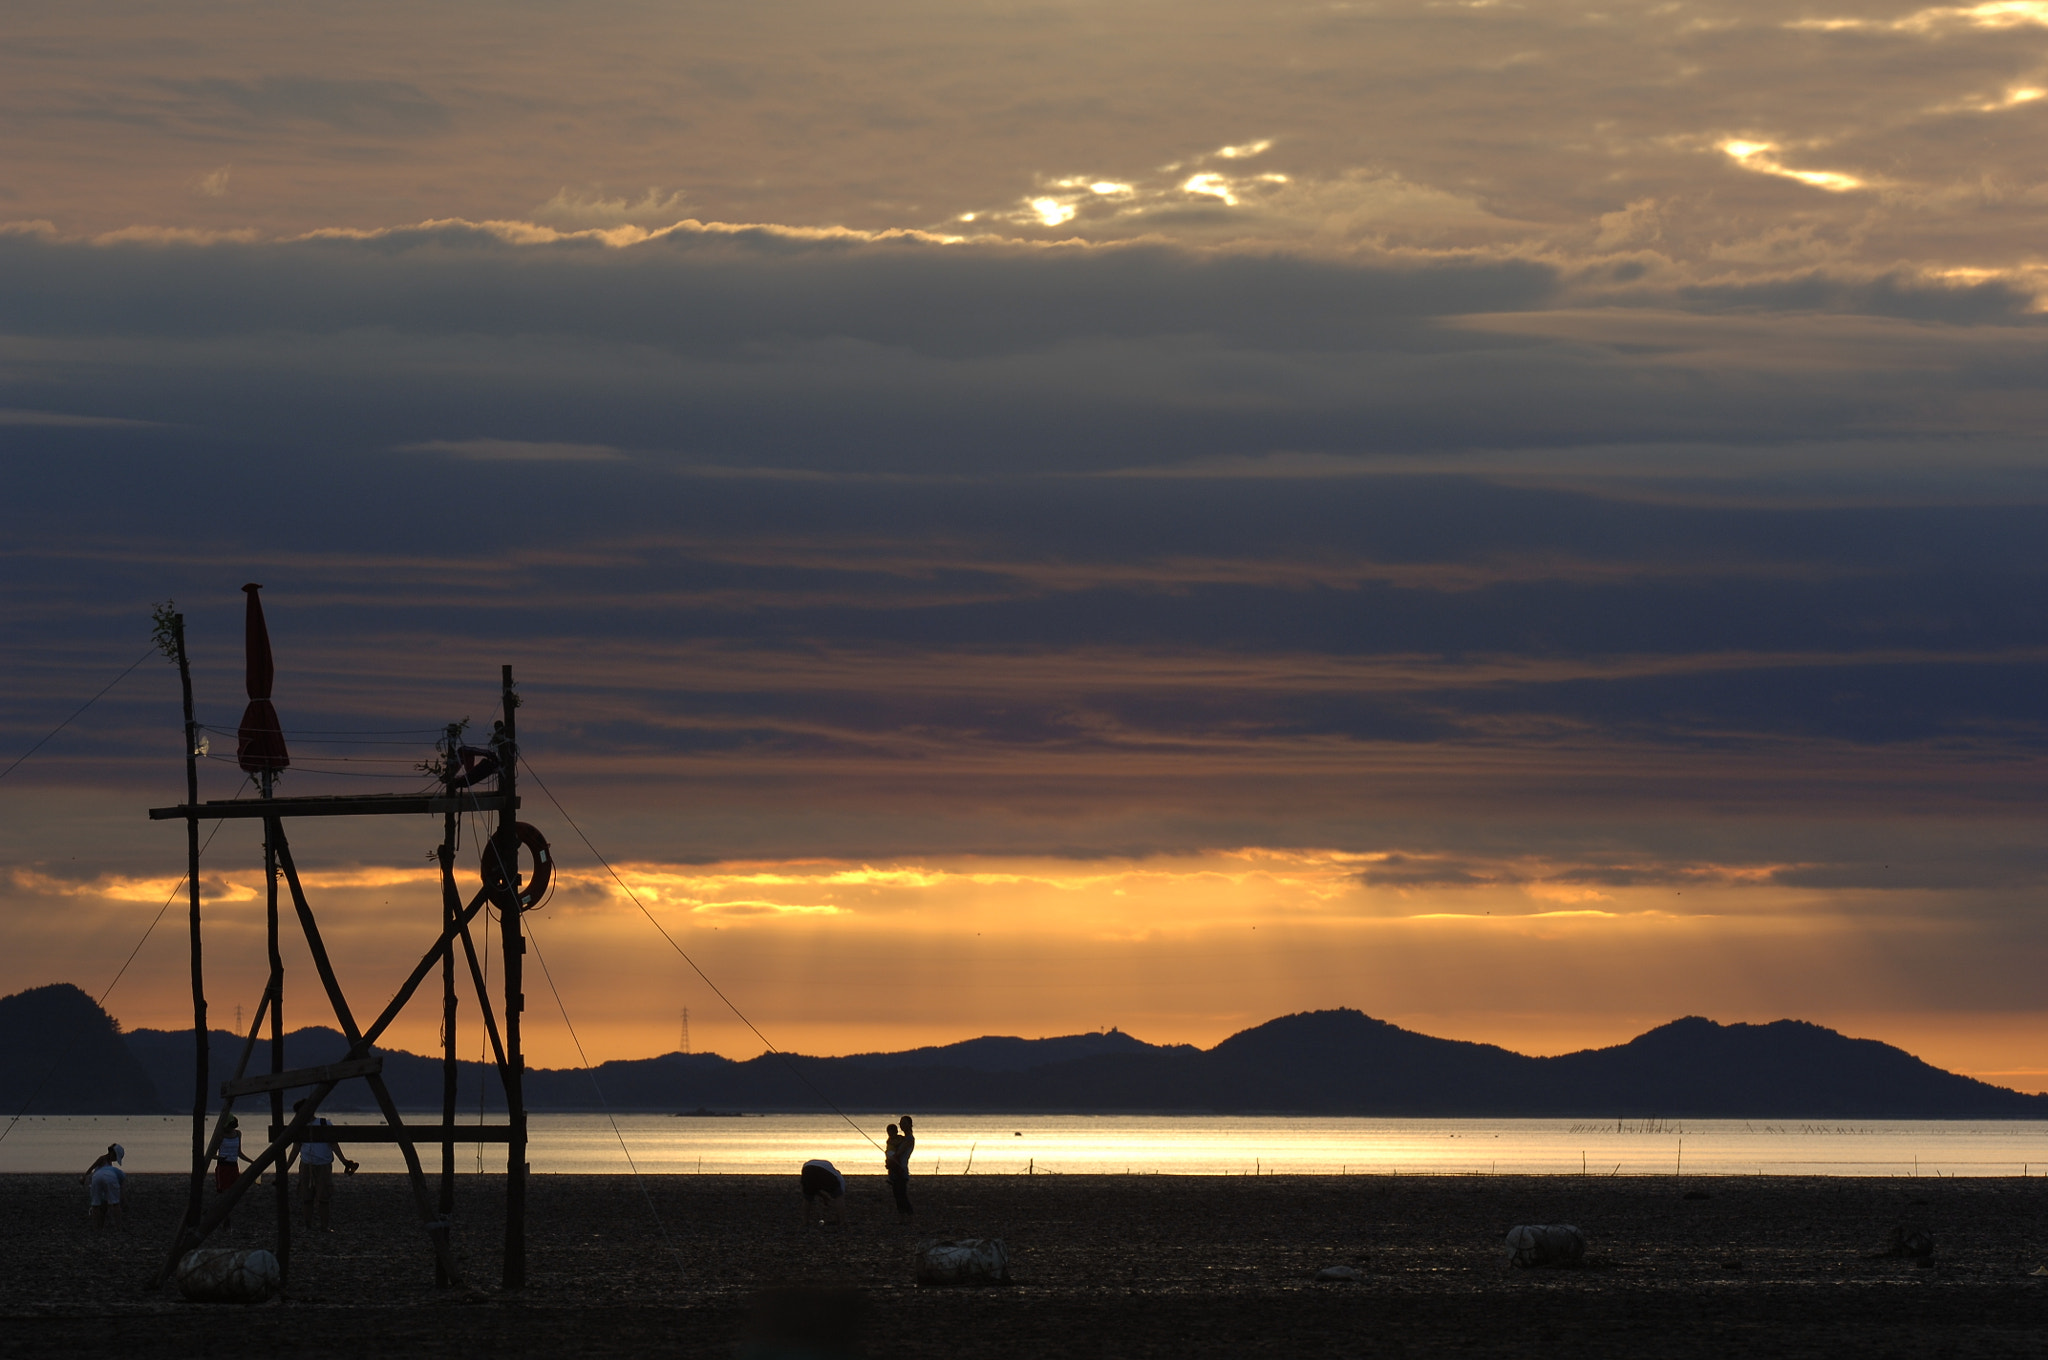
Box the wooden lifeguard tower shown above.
[148,586,544,1291]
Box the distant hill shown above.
[1535,1015,2035,1119]
[0,984,161,1114]
[10,986,2047,1117]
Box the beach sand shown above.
[5,1171,2046,1356]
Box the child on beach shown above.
[80,1144,125,1229]
[216,1115,253,1226]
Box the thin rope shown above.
[0,775,251,1144]
[198,725,446,738]
[200,749,427,763]
[201,751,436,771]
[524,920,686,1275]
[517,754,883,1154]
[198,752,444,789]
[0,645,157,784]
[199,734,443,751]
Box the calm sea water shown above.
[7,1114,2048,1177]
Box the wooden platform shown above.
[149,792,518,820]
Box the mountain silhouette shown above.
[117,1009,2048,1117]
[0,983,161,1114]
[9,986,2045,1117]
[1534,1015,2031,1118]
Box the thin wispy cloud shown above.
[397,438,628,463]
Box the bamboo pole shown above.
[264,767,288,1284]
[173,614,207,1248]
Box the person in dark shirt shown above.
[800,1158,846,1228]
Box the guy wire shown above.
[0,645,157,784]
[517,754,883,1154]
[524,919,686,1275]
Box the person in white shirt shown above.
[215,1115,254,1228]
[80,1143,126,1229]
[291,1099,360,1229]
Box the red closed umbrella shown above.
[235,583,290,773]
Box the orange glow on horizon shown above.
[7,849,2045,1091]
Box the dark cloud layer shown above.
[3,228,2045,483]
[4,234,2044,785]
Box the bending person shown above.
[81,1143,126,1230]
[800,1157,846,1229]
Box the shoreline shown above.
[13,1112,2047,1180]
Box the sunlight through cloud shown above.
[1182,172,1240,205]
[1719,139,1866,192]
[1791,0,2048,32]
[1029,196,1077,226]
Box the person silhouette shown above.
[883,1124,910,1220]
[800,1158,846,1228]
[215,1115,254,1227]
[81,1144,125,1229]
[886,1116,915,1220]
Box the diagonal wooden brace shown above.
[458,917,512,1085]
[272,826,465,1287]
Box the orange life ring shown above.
[480,822,553,910]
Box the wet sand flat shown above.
[4,1172,2047,1357]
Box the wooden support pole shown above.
[497,665,526,1290]
[171,614,208,1249]
[457,917,511,1083]
[150,792,518,821]
[161,958,277,1275]
[439,723,461,1285]
[263,769,288,1286]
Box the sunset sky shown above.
[5,0,2048,1088]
